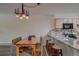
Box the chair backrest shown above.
[12,37,22,45]
[40,37,44,56]
[46,40,55,51]
[51,48,63,56]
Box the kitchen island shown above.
[47,29,79,56]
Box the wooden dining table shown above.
[16,39,37,56]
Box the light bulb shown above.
[22,14,26,17]
[19,17,23,19]
[16,14,20,18]
[26,16,29,19]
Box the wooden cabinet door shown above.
[76,19,79,25]
[56,18,63,29]
[73,19,77,28]
[63,18,73,23]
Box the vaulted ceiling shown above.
[0,3,79,16]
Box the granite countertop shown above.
[47,30,79,50]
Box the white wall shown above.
[0,13,54,44]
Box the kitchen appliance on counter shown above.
[62,32,77,39]
[68,33,77,39]
[63,23,73,29]
[62,30,77,39]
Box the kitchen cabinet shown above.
[73,19,77,28]
[55,18,76,29]
[63,18,73,23]
[76,19,79,25]
[55,18,63,29]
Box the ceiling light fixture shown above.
[24,3,40,8]
[15,3,40,20]
[15,3,29,20]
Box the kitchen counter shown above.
[47,30,79,56]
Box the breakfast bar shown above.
[47,30,79,56]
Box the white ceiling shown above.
[0,3,79,16]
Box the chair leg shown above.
[60,49,63,56]
[19,49,23,53]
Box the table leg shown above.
[16,46,20,56]
[33,45,36,56]
[32,48,34,55]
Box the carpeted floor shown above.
[0,45,32,56]
[0,45,11,56]
[0,45,47,56]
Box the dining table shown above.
[16,39,37,56]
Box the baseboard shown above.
[0,42,11,45]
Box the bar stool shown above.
[11,37,23,55]
[52,44,63,56]
[46,40,54,49]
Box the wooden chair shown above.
[11,37,22,56]
[48,44,63,56]
[36,37,44,56]
[46,40,63,56]
[46,40,54,49]
[52,45,63,56]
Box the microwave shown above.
[63,23,73,29]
